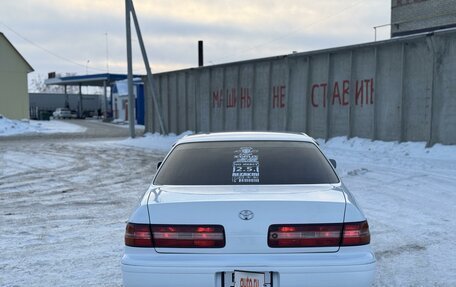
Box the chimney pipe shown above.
[198,40,204,67]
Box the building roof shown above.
[45,73,143,87]
[0,32,34,72]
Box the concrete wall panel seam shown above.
[372,47,379,141]
[400,43,406,142]
[267,61,273,131]
[348,50,355,139]
[325,53,332,141]
[284,58,291,131]
[305,57,311,134]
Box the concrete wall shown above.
[391,0,456,37]
[147,29,456,145]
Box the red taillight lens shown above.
[125,223,225,248]
[268,224,343,247]
[151,225,225,248]
[268,220,371,248]
[341,221,370,246]
[125,223,153,247]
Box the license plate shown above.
[234,270,265,287]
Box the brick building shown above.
[391,0,456,37]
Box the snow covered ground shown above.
[1,133,455,286]
[0,116,86,136]
[317,137,456,286]
[117,131,193,151]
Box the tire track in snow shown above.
[0,139,164,287]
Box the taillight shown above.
[268,224,343,247]
[268,220,371,248]
[151,225,225,248]
[341,221,370,246]
[125,223,153,247]
[125,223,225,248]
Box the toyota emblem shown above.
[239,210,254,220]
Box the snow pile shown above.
[117,131,193,151]
[0,115,36,135]
[317,136,456,161]
[0,115,86,136]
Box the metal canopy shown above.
[45,73,142,87]
[44,73,142,120]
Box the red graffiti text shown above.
[212,88,251,109]
[272,85,286,109]
[311,79,374,108]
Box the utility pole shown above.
[125,0,166,137]
[125,0,135,138]
[129,0,166,134]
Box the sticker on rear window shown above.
[232,147,260,183]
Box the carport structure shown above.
[45,73,140,119]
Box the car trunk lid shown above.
[147,185,346,254]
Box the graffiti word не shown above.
[272,85,286,109]
[311,79,374,108]
[212,88,251,109]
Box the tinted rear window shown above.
[154,141,339,185]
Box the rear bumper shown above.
[122,247,376,287]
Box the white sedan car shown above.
[52,108,73,119]
[122,132,376,287]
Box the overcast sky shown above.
[0,0,391,87]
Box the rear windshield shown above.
[154,141,339,185]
